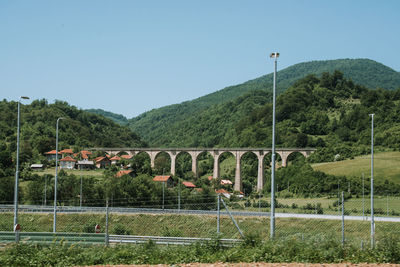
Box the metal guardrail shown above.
[1,204,400,222]
[109,235,242,247]
[0,231,242,247]
[0,232,106,245]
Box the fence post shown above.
[105,199,109,246]
[341,191,344,246]
[217,194,220,234]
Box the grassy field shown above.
[0,212,398,245]
[34,167,104,178]
[312,151,400,183]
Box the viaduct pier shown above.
[90,147,315,191]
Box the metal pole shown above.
[162,169,165,210]
[13,96,29,232]
[270,52,279,239]
[80,165,83,208]
[13,101,21,229]
[178,178,181,212]
[105,198,109,246]
[362,173,365,220]
[217,194,220,234]
[220,197,244,238]
[387,195,389,216]
[44,176,47,206]
[53,117,63,233]
[341,191,345,246]
[369,113,375,248]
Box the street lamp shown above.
[53,117,64,233]
[269,52,279,239]
[369,113,375,248]
[13,96,29,231]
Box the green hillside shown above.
[129,58,400,146]
[312,151,400,184]
[0,99,146,165]
[86,108,129,126]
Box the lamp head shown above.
[270,52,280,58]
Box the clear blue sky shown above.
[1,0,399,118]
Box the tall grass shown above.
[1,235,400,266]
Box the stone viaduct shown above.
[91,148,315,191]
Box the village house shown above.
[153,175,174,187]
[110,155,121,165]
[30,164,45,171]
[76,160,95,170]
[95,156,111,169]
[44,150,62,161]
[182,181,196,188]
[60,148,74,158]
[60,156,76,169]
[115,170,135,178]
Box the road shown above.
[1,204,399,222]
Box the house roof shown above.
[115,170,133,178]
[81,150,92,155]
[60,156,76,162]
[221,179,233,185]
[30,164,44,168]
[215,189,230,195]
[110,156,121,161]
[60,148,73,154]
[82,153,89,159]
[121,155,132,159]
[77,160,94,165]
[95,156,110,163]
[208,176,213,181]
[153,175,171,182]
[44,150,61,155]
[182,181,196,188]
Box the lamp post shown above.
[269,52,279,239]
[13,96,29,230]
[53,117,64,233]
[369,113,375,248]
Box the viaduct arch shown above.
[92,147,315,191]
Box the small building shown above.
[30,164,45,171]
[95,156,111,169]
[60,156,76,169]
[44,150,62,161]
[153,175,173,187]
[60,148,74,158]
[115,170,135,178]
[182,181,196,188]
[221,179,233,185]
[110,155,121,165]
[121,155,133,160]
[215,189,231,199]
[76,160,95,170]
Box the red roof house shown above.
[153,175,173,187]
[60,156,76,169]
[182,181,196,188]
[44,150,62,160]
[115,170,134,178]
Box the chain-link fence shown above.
[1,192,400,246]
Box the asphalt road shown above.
[1,204,399,222]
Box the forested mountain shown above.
[126,70,400,165]
[0,99,146,165]
[128,59,400,145]
[86,108,129,126]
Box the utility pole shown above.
[269,52,279,239]
[369,113,375,248]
